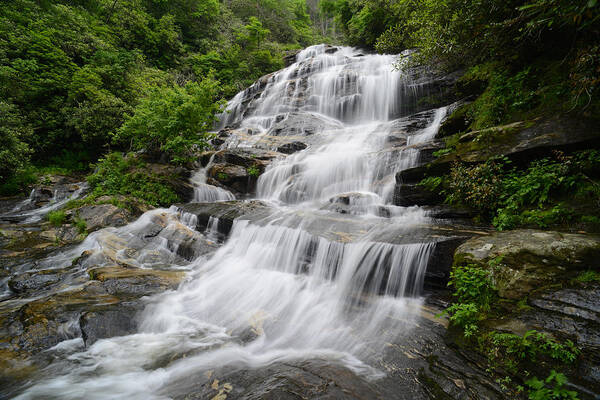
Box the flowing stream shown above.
[13,45,452,399]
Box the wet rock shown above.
[176,201,273,236]
[322,192,392,217]
[162,300,503,400]
[1,265,187,354]
[437,101,472,138]
[454,230,600,299]
[394,116,600,207]
[394,182,443,207]
[88,266,184,297]
[168,360,383,400]
[80,270,184,345]
[74,204,133,232]
[283,49,301,66]
[267,111,343,137]
[207,149,278,195]
[329,192,378,205]
[276,141,307,154]
[27,176,83,208]
[8,272,62,295]
[324,45,338,54]
[425,237,476,290]
[146,163,195,202]
[485,282,600,395]
[425,206,477,220]
[79,307,139,346]
[208,163,256,194]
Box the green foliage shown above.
[247,165,261,177]
[493,151,600,230]
[113,78,224,164]
[463,65,539,129]
[418,176,444,195]
[1,0,326,187]
[47,210,67,227]
[73,217,87,234]
[526,371,579,400]
[574,270,600,283]
[0,102,32,184]
[0,167,38,196]
[432,148,454,158]
[240,17,271,49]
[443,264,495,337]
[489,330,580,367]
[87,152,179,207]
[328,0,600,121]
[431,150,600,230]
[446,159,506,218]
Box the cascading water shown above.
[12,45,452,399]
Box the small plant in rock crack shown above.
[439,264,495,337]
[47,210,67,227]
[526,370,579,400]
[247,165,261,178]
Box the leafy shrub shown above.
[464,65,538,129]
[0,167,37,196]
[574,270,600,283]
[47,210,67,227]
[443,264,496,337]
[526,371,579,400]
[429,150,600,230]
[446,159,506,218]
[87,153,179,207]
[217,172,229,181]
[489,330,580,366]
[113,78,224,165]
[74,218,87,235]
[247,165,261,177]
[0,102,32,186]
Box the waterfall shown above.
[13,45,450,399]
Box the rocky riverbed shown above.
[1,44,598,399]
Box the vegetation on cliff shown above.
[0,0,334,195]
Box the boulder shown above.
[277,141,307,154]
[394,182,443,207]
[394,116,600,207]
[176,201,273,236]
[75,204,133,232]
[283,50,300,66]
[88,266,184,297]
[436,117,600,167]
[454,229,600,299]
[267,111,343,137]
[207,149,279,195]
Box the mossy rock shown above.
[454,229,600,299]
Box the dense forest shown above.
[0,0,335,194]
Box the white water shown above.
[3,184,87,223]
[13,45,450,399]
[190,156,235,203]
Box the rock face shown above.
[394,116,600,207]
[74,204,133,232]
[177,200,274,236]
[267,111,343,137]
[206,149,280,196]
[454,229,600,396]
[454,229,600,299]
[0,208,219,392]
